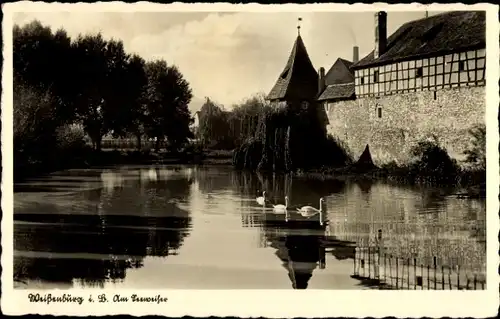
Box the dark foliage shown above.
[13,20,195,179]
[409,139,459,177]
[233,102,352,172]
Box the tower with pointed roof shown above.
[266,24,319,111]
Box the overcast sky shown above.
[13,10,443,111]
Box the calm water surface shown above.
[14,165,486,289]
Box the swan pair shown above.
[256,191,288,213]
[256,191,325,223]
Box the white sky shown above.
[13,11,442,112]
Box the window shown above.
[416,67,423,78]
[459,61,466,72]
[360,77,365,84]
[301,101,309,109]
[373,70,379,83]
[377,107,382,118]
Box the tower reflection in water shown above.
[260,212,327,289]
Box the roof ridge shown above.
[328,82,353,86]
[339,57,353,64]
[352,10,485,69]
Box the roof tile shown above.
[353,11,485,69]
[317,83,355,101]
[267,35,319,101]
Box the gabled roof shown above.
[352,11,486,69]
[317,83,355,101]
[317,57,355,101]
[324,58,354,86]
[267,35,319,101]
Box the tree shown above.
[463,124,486,170]
[121,54,148,151]
[13,20,75,125]
[143,60,193,152]
[71,34,137,151]
[70,33,108,150]
[197,98,231,148]
[14,83,59,164]
[228,93,267,145]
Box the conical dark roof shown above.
[267,35,319,101]
[354,144,377,170]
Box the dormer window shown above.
[280,66,290,79]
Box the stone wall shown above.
[325,86,485,166]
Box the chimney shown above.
[318,67,326,96]
[353,46,359,63]
[374,11,387,59]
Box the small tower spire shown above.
[297,17,302,36]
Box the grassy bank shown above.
[296,165,486,198]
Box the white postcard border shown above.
[2,2,499,317]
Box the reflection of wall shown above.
[326,181,486,272]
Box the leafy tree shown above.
[143,60,193,152]
[227,93,267,145]
[122,54,148,150]
[13,20,75,124]
[463,124,486,170]
[197,98,230,148]
[14,83,59,164]
[71,33,108,150]
[71,35,136,151]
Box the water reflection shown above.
[261,214,327,289]
[14,167,193,288]
[14,165,486,289]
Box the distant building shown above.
[317,53,357,114]
[267,11,486,165]
[191,111,200,128]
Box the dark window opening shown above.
[280,67,290,79]
[433,91,437,100]
[360,77,365,84]
[416,67,423,78]
[373,71,379,83]
[377,107,382,118]
[459,61,466,72]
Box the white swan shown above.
[256,191,266,206]
[297,198,325,225]
[273,196,289,213]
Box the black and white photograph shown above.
[1,2,498,317]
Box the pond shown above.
[13,165,486,290]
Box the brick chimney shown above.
[374,11,387,59]
[353,46,359,63]
[318,67,326,96]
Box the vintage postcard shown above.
[1,1,499,317]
